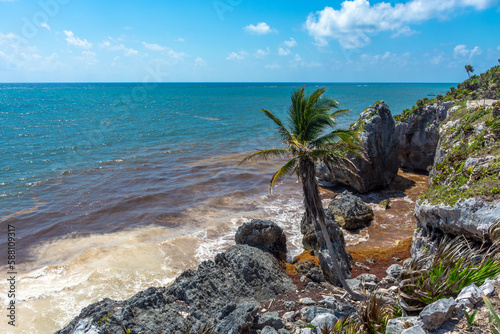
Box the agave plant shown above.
[358,294,396,334]
[400,222,500,311]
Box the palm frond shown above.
[239,148,289,165]
[311,129,360,149]
[270,158,298,189]
[261,109,293,141]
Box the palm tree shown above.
[465,65,474,78]
[240,86,367,301]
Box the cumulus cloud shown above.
[306,0,498,49]
[454,44,482,58]
[100,38,137,57]
[278,47,291,56]
[40,22,50,31]
[64,30,92,49]
[283,37,297,48]
[78,50,97,65]
[226,50,248,60]
[244,22,275,35]
[142,42,166,51]
[255,48,271,58]
[195,57,206,66]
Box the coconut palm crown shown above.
[465,64,474,78]
[240,86,367,300]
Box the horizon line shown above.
[0,81,458,85]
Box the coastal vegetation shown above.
[240,86,366,300]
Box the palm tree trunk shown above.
[299,158,368,301]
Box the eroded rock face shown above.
[235,219,287,261]
[411,198,500,261]
[395,102,453,172]
[56,245,295,334]
[316,101,399,193]
[327,191,373,230]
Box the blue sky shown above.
[0,0,499,82]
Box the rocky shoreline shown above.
[57,65,500,334]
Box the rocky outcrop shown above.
[56,245,295,334]
[411,198,500,261]
[317,101,399,193]
[395,102,453,172]
[327,191,373,230]
[235,219,287,261]
[300,209,353,286]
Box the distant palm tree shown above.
[240,86,367,300]
[465,65,474,78]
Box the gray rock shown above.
[317,101,399,193]
[300,307,336,322]
[278,329,291,334]
[306,267,324,283]
[306,282,319,290]
[235,219,287,261]
[395,102,452,172]
[254,312,284,330]
[284,301,296,310]
[327,191,373,229]
[282,311,297,322]
[456,284,483,306]
[419,297,456,330]
[301,328,313,334]
[56,245,295,334]
[356,273,379,283]
[261,326,279,334]
[300,209,352,286]
[401,325,426,334]
[299,298,316,305]
[311,313,337,330]
[345,278,360,291]
[412,198,500,261]
[386,264,403,279]
[480,280,495,297]
[386,316,419,334]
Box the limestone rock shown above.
[316,101,399,193]
[386,264,403,279]
[311,313,337,330]
[386,316,419,334]
[401,325,426,334]
[395,102,453,172]
[456,284,483,308]
[254,312,284,330]
[56,245,295,334]
[418,297,456,330]
[235,219,287,261]
[327,191,373,230]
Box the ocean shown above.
[0,82,452,333]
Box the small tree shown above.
[240,86,367,301]
[465,65,474,78]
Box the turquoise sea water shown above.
[1,82,453,259]
[0,82,456,333]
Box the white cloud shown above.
[306,0,499,49]
[454,44,482,58]
[142,42,166,51]
[430,52,445,65]
[78,50,97,65]
[64,30,92,49]
[294,54,302,62]
[255,48,271,58]
[176,37,185,42]
[100,38,138,57]
[195,57,206,66]
[243,22,275,35]
[283,37,297,48]
[265,62,280,69]
[40,22,50,31]
[278,47,291,56]
[226,50,248,60]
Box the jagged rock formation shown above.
[235,219,287,261]
[327,191,373,230]
[395,102,453,172]
[300,209,353,286]
[56,245,295,334]
[317,101,399,193]
[410,65,500,262]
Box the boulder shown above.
[456,284,483,308]
[254,312,283,330]
[299,306,337,322]
[401,325,426,334]
[418,297,456,330]
[261,326,279,334]
[316,101,399,193]
[386,316,419,334]
[386,264,403,279]
[56,245,295,334]
[311,313,337,329]
[395,102,453,172]
[327,191,373,230]
[235,219,287,261]
[411,198,500,261]
[299,209,353,287]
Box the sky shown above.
[0,0,499,83]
